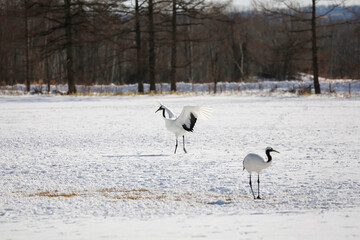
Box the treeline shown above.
[0,0,359,94]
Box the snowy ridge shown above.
[1,77,360,95]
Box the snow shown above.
[1,94,360,239]
[1,76,360,96]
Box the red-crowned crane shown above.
[156,104,211,154]
[243,147,279,199]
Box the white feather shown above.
[176,106,211,129]
[243,153,271,174]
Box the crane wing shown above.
[176,106,212,132]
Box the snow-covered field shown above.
[1,94,360,239]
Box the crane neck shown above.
[266,149,272,163]
[161,108,166,118]
[161,105,177,119]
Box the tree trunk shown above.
[135,0,144,93]
[184,17,193,84]
[148,0,156,92]
[64,0,76,94]
[170,0,177,92]
[311,0,321,94]
[44,13,51,93]
[45,56,50,93]
[111,47,117,84]
[121,51,126,85]
[24,0,30,92]
[209,46,218,94]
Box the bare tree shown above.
[311,0,320,93]
[24,0,31,92]
[135,0,144,93]
[170,0,177,91]
[1,0,358,92]
[63,0,76,94]
[254,0,349,94]
[148,0,156,91]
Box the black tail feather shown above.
[182,113,197,132]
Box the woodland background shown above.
[0,0,359,94]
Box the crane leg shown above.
[174,139,178,154]
[182,135,187,153]
[249,174,255,199]
[257,174,261,199]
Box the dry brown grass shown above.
[21,188,251,203]
[99,188,166,201]
[26,190,78,198]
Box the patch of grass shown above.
[102,189,165,201]
[20,188,252,203]
[0,90,24,95]
[270,84,278,93]
[297,84,312,96]
[99,188,157,201]
[96,188,118,193]
[26,190,78,198]
[97,188,150,193]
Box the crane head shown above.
[155,105,165,113]
[266,147,280,153]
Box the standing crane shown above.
[243,147,279,199]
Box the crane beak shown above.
[155,107,161,113]
[273,149,280,153]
